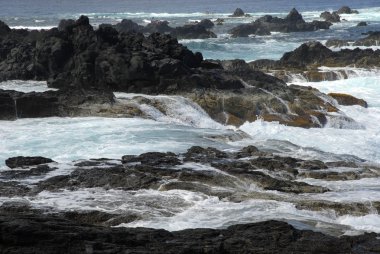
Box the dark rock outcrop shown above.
[171,23,217,39]
[328,93,368,108]
[0,17,349,127]
[320,11,341,23]
[337,6,359,14]
[113,19,144,33]
[5,156,54,169]
[357,21,368,27]
[144,20,173,34]
[230,8,332,37]
[2,215,378,254]
[230,8,245,17]
[0,88,115,120]
[198,19,215,29]
[252,41,380,71]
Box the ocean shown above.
[1,0,380,236]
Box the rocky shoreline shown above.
[1,214,379,254]
[1,146,380,252]
[0,16,370,128]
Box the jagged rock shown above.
[325,39,349,48]
[113,19,144,33]
[230,8,245,17]
[0,20,11,35]
[144,20,173,34]
[320,11,341,23]
[328,93,368,108]
[171,23,217,39]
[337,6,359,14]
[198,19,215,29]
[230,9,332,37]
[57,19,75,31]
[5,156,54,169]
[253,41,380,71]
[354,31,380,46]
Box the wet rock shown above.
[230,8,245,17]
[122,152,181,166]
[320,11,341,23]
[337,6,359,14]
[0,181,31,197]
[0,165,54,179]
[184,146,228,162]
[5,156,54,169]
[357,21,368,27]
[230,9,332,37]
[328,93,368,108]
[297,160,328,170]
[296,200,380,216]
[37,164,161,192]
[215,18,224,25]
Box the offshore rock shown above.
[337,6,359,14]
[0,17,348,128]
[252,41,380,70]
[230,9,332,37]
[230,8,245,17]
[320,11,341,23]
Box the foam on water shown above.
[0,80,57,93]
[236,75,380,163]
[0,117,233,168]
[115,92,229,129]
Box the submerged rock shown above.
[328,93,368,108]
[357,21,367,27]
[5,156,54,169]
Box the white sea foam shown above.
[0,80,57,93]
[115,93,228,129]
[0,117,233,167]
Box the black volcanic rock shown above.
[337,6,359,14]
[114,19,144,33]
[0,88,115,120]
[0,211,379,253]
[320,11,341,23]
[5,156,54,169]
[230,8,332,37]
[171,23,217,39]
[198,19,215,29]
[144,20,173,33]
[230,8,245,17]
